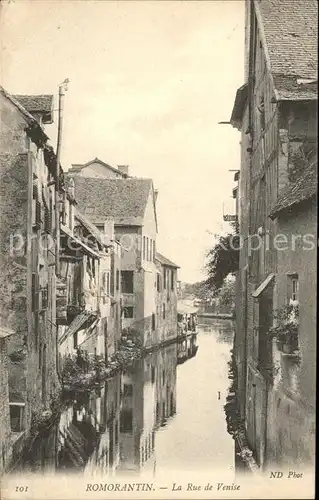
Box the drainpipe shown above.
[55,79,69,380]
[55,78,69,277]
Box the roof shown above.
[269,161,317,219]
[156,252,180,269]
[252,273,275,298]
[13,94,53,114]
[74,208,105,247]
[230,83,248,129]
[255,0,318,100]
[69,157,127,177]
[71,176,153,226]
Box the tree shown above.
[205,232,239,294]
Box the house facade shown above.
[0,88,61,463]
[155,253,179,344]
[71,175,159,348]
[57,189,118,367]
[0,326,14,475]
[230,0,317,469]
[69,157,129,179]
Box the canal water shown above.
[13,319,235,477]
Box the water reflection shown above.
[14,322,236,477]
[15,341,195,476]
[198,318,234,344]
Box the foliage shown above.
[205,233,240,294]
[217,278,236,312]
[268,304,299,345]
[181,281,210,300]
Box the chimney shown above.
[154,189,159,203]
[117,165,129,177]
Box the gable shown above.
[69,158,125,179]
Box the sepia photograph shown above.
[0,0,317,499]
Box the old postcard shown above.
[0,0,317,499]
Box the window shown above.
[157,274,161,292]
[32,273,39,313]
[146,238,149,261]
[153,241,156,262]
[123,384,133,396]
[143,236,146,260]
[291,278,299,302]
[171,270,175,291]
[107,272,110,295]
[120,409,133,433]
[32,182,41,228]
[287,274,299,303]
[123,306,134,319]
[152,313,156,331]
[163,303,166,319]
[43,195,52,233]
[121,270,134,293]
[10,403,25,432]
[116,269,120,291]
[40,285,48,310]
[150,239,152,261]
[163,269,167,289]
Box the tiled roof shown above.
[156,252,179,269]
[255,0,318,100]
[71,176,153,226]
[74,208,105,247]
[13,94,53,113]
[269,161,317,219]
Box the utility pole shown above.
[55,78,69,277]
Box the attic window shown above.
[85,207,95,215]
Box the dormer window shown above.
[85,207,95,215]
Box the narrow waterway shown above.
[13,319,235,477]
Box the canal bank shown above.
[10,319,238,477]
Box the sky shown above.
[1,0,245,283]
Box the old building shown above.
[230,0,317,469]
[71,175,159,348]
[155,253,179,344]
[57,187,119,367]
[69,157,129,179]
[267,158,317,466]
[0,87,61,464]
[0,326,14,475]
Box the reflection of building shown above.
[155,344,177,426]
[119,346,177,474]
[84,375,121,476]
[177,335,198,366]
[230,0,317,469]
